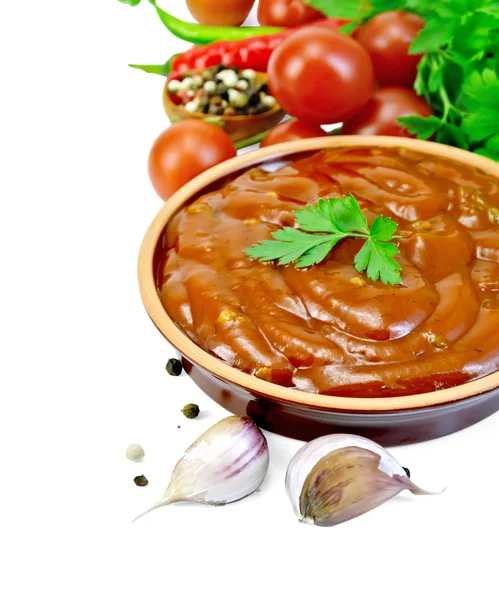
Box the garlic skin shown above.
[135,416,269,520]
[286,434,440,527]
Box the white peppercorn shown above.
[260,94,277,107]
[235,79,249,91]
[126,443,145,462]
[179,77,194,90]
[223,70,239,88]
[203,80,216,93]
[167,79,181,93]
[241,69,256,80]
[184,101,200,113]
[191,74,204,87]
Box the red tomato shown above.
[355,11,425,87]
[257,0,324,28]
[261,120,327,147]
[341,87,433,137]
[186,0,255,26]
[148,121,236,201]
[268,27,375,125]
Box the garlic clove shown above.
[134,416,269,521]
[286,434,442,527]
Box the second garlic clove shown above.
[286,434,441,527]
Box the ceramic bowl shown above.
[138,136,499,445]
[162,71,285,143]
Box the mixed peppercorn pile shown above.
[167,65,277,116]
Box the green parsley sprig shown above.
[244,195,403,285]
[305,0,499,160]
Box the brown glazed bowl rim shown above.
[138,136,499,412]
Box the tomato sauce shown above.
[157,147,499,397]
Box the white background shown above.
[1,1,498,598]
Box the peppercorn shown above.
[253,103,269,114]
[203,80,216,93]
[260,93,277,108]
[216,83,228,97]
[166,358,183,376]
[241,69,256,80]
[134,475,149,487]
[126,443,145,462]
[181,403,200,419]
[168,65,278,117]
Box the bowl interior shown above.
[139,136,499,412]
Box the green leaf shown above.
[331,194,369,233]
[244,228,340,266]
[476,0,499,15]
[462,111,499,143]
[410,17,460,54]
[117,0,142,5]
[461,68,499,143]
[404,0,438,13]
[474,146,499,160]
[354,240,402,285]
[473,133,499,160]
[427,61,445,94]
[441,123,471,149]
[294,199,340,233]
[305,0,406,21]
[370,0,406,11]
[303,0,369,18]
[452,12,499,56]
[397,115,442,139]
[441,59,465,104]
[339,19,363,35]
[413,55,432,98]
[462,68,499,108]
[483,132,499,154]
[296,239,339,267]
[245,194,402,285]
[369,215,399,241]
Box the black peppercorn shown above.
[166,358,183,376]
[134,475,149,487]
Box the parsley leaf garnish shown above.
[244,195,402,285]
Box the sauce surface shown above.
[158,147,499,397]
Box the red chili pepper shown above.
[171,18,348,75]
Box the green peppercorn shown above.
[134,475,149,487]
[166,358,183,376]
[181,403,200,419]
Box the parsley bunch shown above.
[306,0,499,160]
[245,195,402,285]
